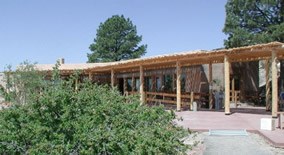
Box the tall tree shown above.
[223,0,284,48]
[87,15,147,62]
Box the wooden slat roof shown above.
[35,42,284,74]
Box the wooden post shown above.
[152,75,156,91]
[176,61,181,111]
[190,91,194,110]
[140,65,145,105]
[131,74,135,92]
[75,78,78,91]
[224,55,231,115]
[209,63,213,109]
[265,60,271,111]
[172,73,175,92]
[88,72,93,81]
[123,78,127,96]
[111,69,115,88]
[271,51,278,118]
[232,78,236,107]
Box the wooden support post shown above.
[172,73,176,92]
[224,55,231,115]
[232,78,236,107]
[88,72,93,81]
[123,78,127,96]
[75,78,78,91]
[190,91,194,110]
[131,74,135,92]
[176,61,181,111]
[271,51,278,118]
[140,65,145,105]
[209,63,213,109]
[152,75,156,91]
[265,60,271,111]
[111,69,115,88]
[161,74,164,91]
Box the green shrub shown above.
[0,78,190,154]
[1,62,46,105]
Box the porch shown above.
[87,42,284,117]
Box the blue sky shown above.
[0,0,227,71]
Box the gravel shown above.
[188,132,284,155]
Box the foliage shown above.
[223,0,284,48]
[0,73,190,154]
[87,15,147,62]
[0,61,45,104]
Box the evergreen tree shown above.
[88,15,147,62]
[223,0,284,48]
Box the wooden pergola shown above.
[36,42,284,117]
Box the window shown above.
[127,78,132,91]
[145,77,152,91]
[135,78,140,91]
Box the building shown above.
[35,42,284,117]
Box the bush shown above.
[0,77,190,154]
[1,61,45,105]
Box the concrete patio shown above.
[175,108,284,148]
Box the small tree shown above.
[0,61,45,104]
[87,15,147,62]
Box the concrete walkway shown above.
[175,110,284,148]
[203,134,282,155]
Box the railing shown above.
[145,91,201,106]
[126,91,210,109]
[230,90,240,107]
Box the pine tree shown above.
[223,0,284,48]
[87,15,147,62]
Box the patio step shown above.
[209,129,248,136]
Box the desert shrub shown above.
[0,76,190,154]
[1,61,46,105]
